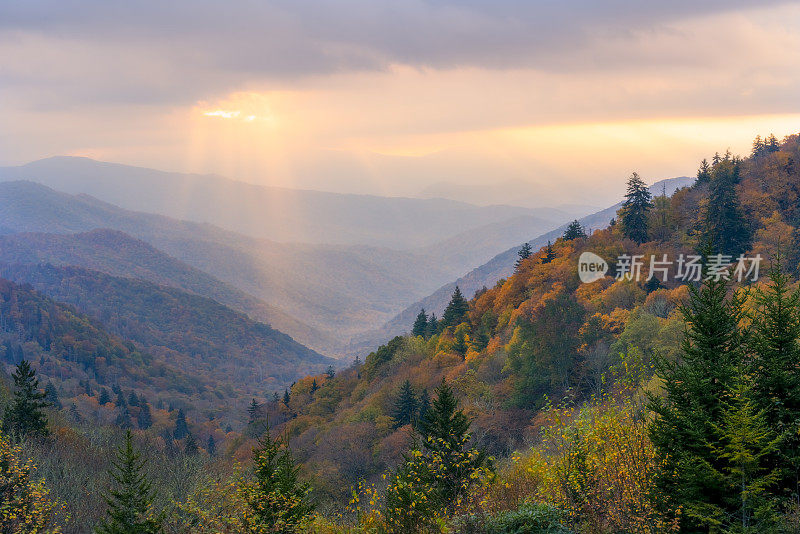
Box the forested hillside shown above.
[3,133,800,533]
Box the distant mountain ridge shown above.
[0,156,576,249]
[349,176,695,354]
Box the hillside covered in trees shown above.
[3,133,800,533]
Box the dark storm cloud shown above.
[0,0,793,107]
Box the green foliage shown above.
[481,502,570,534]
[384,380,491,532]
[95,430,162,534]
[412,309,429,338]
[702,159,752,257]
[562,220,586,241]
[516,243,533,270]
[620,172,653,244]
[648,273,753,531]
[241,426,314,533]
[2,360,49,440]
[541,241,556,264]
[391,380,418,429]
[173,409,189,440]
[442,287,470,329]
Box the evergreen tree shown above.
[515,242,532,270]
[116,391,127,408]
[98,388,111,406]
[750,264,800,498]
[283,389,291,407]
[115,408,133,430]
[173,409,188,440]
[385,380,489,528]
[702,159,751,257]
[620,172,653,244]
[69,403,82,423]
[697,158,712,185]
[541,240,556,264]
[391,380,418,429]
[242,426,314,532]
[44,382,62,410]
[85,381,93,397]
[137,402,153,430]
[563,219,587,240]
[127,392,139,407]
[95,430,162,534]
[247,399,262,425]
[184,432,199,456]
[442,287,469,328]
[648,273,748,530]
[412,309,429,338]
[426,313,439,338]
[418,389,431,425]
[765,133,780,153]
[2,360,49,440]
[207,435,217,457]
[452,323,470,358]
[272,392,280,404]
[325,365,336,379]
[752,135,766,158]
[310,379,318,394]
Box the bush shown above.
[453,503,571,534]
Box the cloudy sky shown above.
[1,1,799,206]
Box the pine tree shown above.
[765,133,780,153]
[184,432,199,456]
[247,399,262,425]
[648,273,747,530]
[44,382,62,410]
[283,389,291,407]
[452,323,470,358]
[127,392,139,407]
[98,388,111,406]
[541,240,556,264]
[392,380,418,429]
[442,287,469,328]
[173,409,188,440]
[2,360,49,440]
[207,435,217,457]
[418,380,489,507]
[563,219,587,240]
[702,159,752,257]
[620,172,653,244]
[325,365,335,379]
[116,391,127,408]
[69,403,82,423]
[115,408,133,430]
[714,376,781,531]
[426,313,439,338]
[697,158,712,185]
[242,426,314,532]
[418,389,431,425]
[750,264,800,498]
[412,309,429,338]
[310,379,318,394]
[515,242,532,270]
[95,430,162,534]
[752,135,766,158]
[137,402,153,430]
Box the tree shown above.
[620,172,653,244]
[702,159,751,257]
[325,365,335,379]
[115,408,133,430]
[385,380,490,529]
[442,287,469,329]
[173,409,189,440]
[426,313,439,338]
[452,323,470,358]
[750,264,800,498]
[0,430,61,532]
[282,389,290,407]
[127,392,139,407]
[241,426,314,532]
[184,433,199,456]
[412,309,428,338]
[207,435,217,457]
[563,220,587,241]
[44,382,62,410]
[116,391,127,409]
[137,402,153,430]
[418,389,430,425]
[515,242,532,270]
[392,380,418,429]
[541,241,556,264]
[98,388,112,406]
[648,272,748,530]
[247,399,262,425]
[95,430,162,534]
[697,158,712,184]
[2,360,49,440]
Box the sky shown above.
[1,1,800,207]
